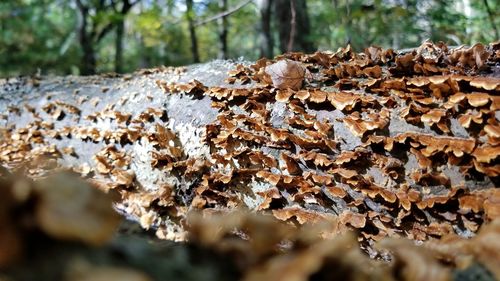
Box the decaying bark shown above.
[0,42,499,248]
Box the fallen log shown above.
[0,42,499,247]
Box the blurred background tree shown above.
[0,0,498,77]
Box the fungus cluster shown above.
[0,42,498,261]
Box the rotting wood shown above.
[0,42,499,248]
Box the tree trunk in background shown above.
[115,19,125,73]
[76,1,97,75]
[76,0,137,75]
[114,0,135,73]
[139,39,152,68]
[217,0,228,59]
[258,0,273,58]
[482,0,499,40]
[79,33,97,75]
[137,2,151,69]
[186,0,200,63]
[343,0,352,46]
[274,0,315,53]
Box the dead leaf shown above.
[265,59,306,90]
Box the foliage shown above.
[0,0,498,77]
[0,0,80,76]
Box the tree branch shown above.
[95,22,115,43]
[194,0,252,26]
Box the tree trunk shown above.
[258,0,273,58]
[76,2,97,75]
[138,2,151,69]
[186,0,200,63]
[114,0,134,73]
[139,37,152,68]
[115,19,125,73]
[80,37,97,75]
[274,0,315,53]
[75,0,137,75]
[343,0,352,46]
[217,0,229,60]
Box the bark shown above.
[217,0,229,60]
[274,0,315,53]
[186,0,200,63]
[258,0,274,58]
